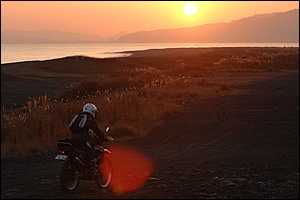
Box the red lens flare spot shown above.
[61,150,65,154]
[106,144,153,194]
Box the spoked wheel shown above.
[60,160,80,193]
[95,156,113,189]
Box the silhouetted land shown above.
[1,47,299,198]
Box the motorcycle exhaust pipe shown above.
[73,157,86,178]
[75,157,85,167]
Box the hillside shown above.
[1,47,299,198]
[1,30,106,44]
[116,9,299,43]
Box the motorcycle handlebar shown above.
[89,127,114,142]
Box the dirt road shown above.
[1,72,299,199]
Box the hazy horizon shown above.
[1,1,299,39]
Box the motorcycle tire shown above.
[60,160,81,193]
[95,156,113,189]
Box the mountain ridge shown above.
[116,9,299,43]
[1,29,107,44]
[1,9,298,44]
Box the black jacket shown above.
[70,112,105,142]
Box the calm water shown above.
[1,42,298,64]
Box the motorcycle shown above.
[55,127,113,193]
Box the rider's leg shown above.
[85,141,97,174]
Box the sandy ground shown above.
[1,47,299,198]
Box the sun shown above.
[184,3,197,16]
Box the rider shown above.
[69,103,109,173]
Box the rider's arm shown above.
[89,117,109,142]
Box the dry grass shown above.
[1,67,204,159]
[1,47,298,159]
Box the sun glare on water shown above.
[184,3,197,16]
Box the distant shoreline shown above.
[1,43,299,64]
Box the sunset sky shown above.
[1,1,299,38]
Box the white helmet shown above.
[82,103,98,118]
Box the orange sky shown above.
[1,1,298,38]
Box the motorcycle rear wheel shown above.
[60,160,80,193]
[95,156,113,189]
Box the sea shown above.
[1,42,298,64]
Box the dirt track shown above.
[1,71,299,199]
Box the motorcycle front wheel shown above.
[60,160,81,193]
[95,156,113,189]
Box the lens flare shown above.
[107,144,153,194]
